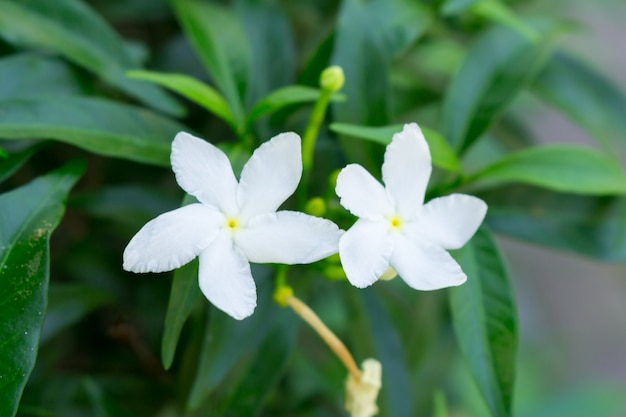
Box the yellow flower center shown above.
[389,215,402,230]
[226,217,239,231]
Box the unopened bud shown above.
[320,66,345,93]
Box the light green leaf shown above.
[0,97,187,166]
[247,86,344,125]
[0,53,82,99]
[127,70,236,129]
[467,145,626,195]
[480,185,626,261]
[171,0,250,129]
[441,0,481,15]
[449,227,517,417]
[161,259,201,370]
[0,160,84,417]
[533,52,626,156]
[329,123,461,172]
[443,22,561,154]
[0,0,183,116]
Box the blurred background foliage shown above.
[1,0,626,416]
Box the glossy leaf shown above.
[161,259,202,370]
[449,227,517,417]
[0,53,82,99]
[0,97,187,166]
[329,123,461,172]
[0,160,84,417]
[0,0,183,116]
[482,184,626,261]
[467,145,626,195]
[171,0,250,128]
[247,86,343,125]
[443,23,560,154]
[127,70,236,129]
[533,52,626,154]
[0,143,43,183]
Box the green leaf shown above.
[0,97,187,166]
[329,123,461,172]
[0,144,43,184]
[449,227,517,417]
[533,52,626,155]
[41,284,113,344]
[443,22,560,154]
[171,0,250,128]
[481,185,626,261]
[0,160,84,417]
[467,145,626,195]
[247,86,344,125]
[127,70,236,129]
[471,0,539,40]
[161,259,202,370]
[441,0,481,15]
[332,0,433,126]
[0,53,82,99]
[0,0,183,116]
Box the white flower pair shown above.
[123,124,487,320]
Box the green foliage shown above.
[1,0,625,416]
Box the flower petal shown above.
[123,203,223,273]
[410,194,487,250]
[198,231,257,320]
[171,132,239,215]
[339,219,393,288]
[235,211,342,264]
[382,123,431,218]
[237,132,302,220]
[390,235,466,290]
[335,164,394,220]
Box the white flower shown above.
[123,132,342,319]
[345,359,382,417]
[335,123,487,290]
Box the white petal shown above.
[339,219,393,288]
[123,203,223,273]
[390,235,466,290]
[382,123,431,218]
[171,132,239,215]
[235,211,342,264]
[237,132,302,220]
[410,194,487,250]
[335,164,394,220]
[198,231,256,320]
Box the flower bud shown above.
[320,65,345,93]
[305,197,327,217]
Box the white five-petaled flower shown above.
[335,123,487,290]
[123,132,342,320]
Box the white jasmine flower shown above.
[124,132,342,320]
[335,123,487,290]
[345,359,382,417]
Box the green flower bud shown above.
[319,65,345,93]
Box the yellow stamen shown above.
[226,218,238,230]
[389,216,402,229]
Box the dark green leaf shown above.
[0,160,84,417]
[467,145,626,195]
[41,284,113,343]
[449,227,517,417]
[482,184,626,261]
[332,0,433,126]
[0,0,183,116]
[0,53,82,99]
[161,259,201,370]
[533,52,626,155]
[171,0,250,128]
[443,22,560,154]
[0,143,43,183]
[441,0,481,15]
[329,123,461,172]
[127,70,236,129]
[247,86,344,125]
[0,97,187,166]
